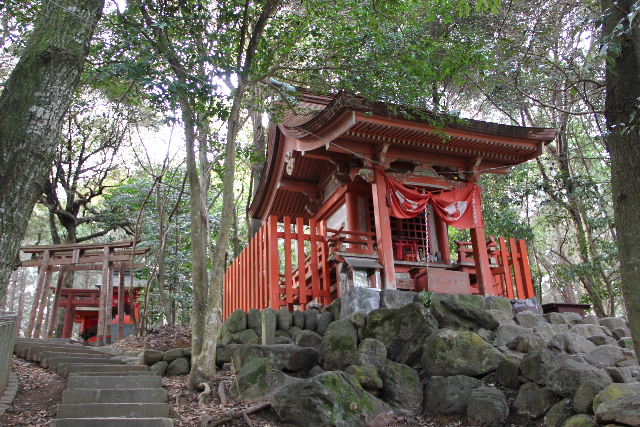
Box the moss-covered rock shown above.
[431,293,507,331]
[355,338,387,368]
[150,360,168,376]
[231,344,319,373]
[229,329,260,345]
[467,386,509,427]
[224,309,247,334]
[320,318,358,371]
[520,350,566,385]
[562,414,598,427]
[271,371,392,427]
[344,364,383,390]
[592,383,640,412]
[573,380,606,414]
[547,359,612,397]
[162,348,185,362]
[544,399,575,427]
[495,356,522,389]
[379,360,422,415]
[513,382,556,419]
[363,302,437,366]
[423,375,482,415]
[595,393,640,426]
[276,308,292,331]
[235,357,276,392]
[233,356,299,401]
[422,329,504,377]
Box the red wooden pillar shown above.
[372,170,396,289]
[117,264,125,341]
[471,223,494,295]
[62,303,75,338]
[267,216,281,309]
[435,215,451,264]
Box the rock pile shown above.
[141,347,192,376]
[213,291,639,427]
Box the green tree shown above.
[0,0,104,300]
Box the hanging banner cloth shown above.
[382,171,483,229]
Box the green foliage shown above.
[417,290,433,309]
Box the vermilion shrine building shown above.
[225,92,555,317]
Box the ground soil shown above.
[0,357,63,427]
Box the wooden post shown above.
[371,170,396,289]
[498,237,515,299]
[62,304,75,338]
[435,216,451,264]
[296,217,307,308]
[510,238,526,299]
[47,267,66,338]
[517,240,535,298]
[105,263,114,344]
[267,216,281,309]
[283,216,294,305]
[117,264,125,341]
[26,250,50,338]
[33,267,53,338]
[470,225,494,295]
[96,246,110,346]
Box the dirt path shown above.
[0,356,63,427]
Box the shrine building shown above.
[223,92,556,317]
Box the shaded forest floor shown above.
[0,357,63,426]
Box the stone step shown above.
[41,352,115,368]
[23,345,100,360]
[60,364,148,377]
[54,418,174,427]
[51,358,121,371]
[57,403,170,419]
[67,375,162,390]
[69,371,155,377]
[62,388,168,404]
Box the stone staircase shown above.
[14,338,174,427]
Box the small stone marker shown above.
[261,308,277,345]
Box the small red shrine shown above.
[224,92,556,317]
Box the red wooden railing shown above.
[456,237,535,299]
[223,215,333,319]
[326,228,376,256]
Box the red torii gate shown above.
[20,241,148,345]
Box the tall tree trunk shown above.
[191,84,245,385]
[0,0,104,300]
[601,0,640,363]
[247,105,266,237]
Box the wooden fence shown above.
[223,216,333,319]
[489,237,536,299]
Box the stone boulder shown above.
[515,312,547,328]
[422,329,504,377]
[569,324,612,338]
[294,330,323,348]
[304,310,319,331]
[545,312,582,326]
[355,338,387,368]
[594,384,640,426]
[546,358,612,397]
[316,312,334,335]
[512,297,543,314]
[232,344,319,373]
[562,414,598,427]
[431,293,508,332]
[599,317,627,333]
[611,326,632,341]
[379,360,423,416]
[142,350,164,366]
[507,333,547,353]
[467,386,509,427]
[549,333,597,354]
[228,329,260,345]
[223,309,247,335]
[167,357,189,375]
[339,287,380,319]
[606,365,640,382]
[234,357,276,392]
[344,365,383,391]
[495,356,522,389]
[580,315,600,325]
[544,399,575,427]
[271,371,392,427]
[150,360,168,376]
[587,334,619,346]
[573,381,606,414]
[363,302,437,366]
[163,348,186,362]
[619,336,634,348]
[513,382,557,419]
[324,298,341,322]
[520,350,565,385]
[320,318,358,371]
[379,289,416,309]
[293,310,305,328]
[584,345,638,369]
[247,308,262,335]
[492,324,534,347]
[277,308,292,331]
[534,322,570,341]
[423,375,482,415]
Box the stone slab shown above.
[62,388,168,404]
[67,375,162,390]
[57,403,170,418]
[54,418,174,427]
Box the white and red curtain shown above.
[382,171,483,229]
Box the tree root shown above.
[201,401,271,427]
